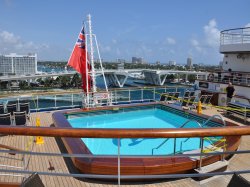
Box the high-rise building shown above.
[0,53,37,76]
[187,57,192,69]
[132,57,143,64]
[169,60,176,66]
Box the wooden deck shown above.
[0,107,249,186]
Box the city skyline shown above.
[0,0,249,64]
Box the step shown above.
[195,160,228,173]
[183,146,223,160]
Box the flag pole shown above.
[87,14,97,95]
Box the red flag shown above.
[67,26,92,92]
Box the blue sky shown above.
[0,0,249,65]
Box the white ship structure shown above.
[195,27,250,106]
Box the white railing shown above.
[0,86,191,111]
[220,27,250,45]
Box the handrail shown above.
[203,114,226,127]
[0,126,250,138]
[152,120,202,155]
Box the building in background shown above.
[169,60,176,66]
[132,57,143,64]
[156,61,160,65]
[187,57,192,69]
[0,53,37,76]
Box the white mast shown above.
[87,14,97,93]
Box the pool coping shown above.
[52,102,241,176]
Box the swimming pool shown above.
[67,107,217,155]
[53,103,241,177]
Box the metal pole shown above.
[199,137,204,171]
[141,88,143,102]
[71,94,74,108]
[36,96,39,111]
[117,138,121,186]
[87,14,97,93]
[153,87,155,101]
[128,89,131,102]
[174,138,176,155]
[55,95,57,108]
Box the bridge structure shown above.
[0,69,208,87]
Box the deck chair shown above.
[184,91,190,97]
[168,92,180,104]
[13,112,28,126]
[7,103,17,115]
[187,96,197,110]
[0,113,12,126]
[199,95,207,104]
[0,104,5,114]
[181,97,190,110]
[21,172,45,187]
[160,93,168,101]
[166,92,174,101]
[202,95,213,109]
[189,91,195,97]
[19,103,30,116]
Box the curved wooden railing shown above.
[0,126,250,138]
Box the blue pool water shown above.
[68,108,216,155]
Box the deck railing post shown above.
[17,97,20,111]
[36,96,39,111]
[141,88,143,102]
[71,94,74,108]
[199,137,204,171]
[55,95,57,108]
[117,138,121,186]
[174,138,176,155]
[115,90,117,104]
[153,87,156,101]
[128,89,131,102]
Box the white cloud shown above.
[0,29,50,56]
[190,39,203,53]
[203,19,220,48]
[166,37,176,45]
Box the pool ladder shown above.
[151,119,202,155]
[151,114,226,156]
[180,114,226,152]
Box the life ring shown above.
[220,96,226,104]
[208,73,214,81]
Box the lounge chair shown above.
[0,104,5,114]
[21,172,45,187]
[184,91,190,97]
[13,112,28,126]
[180,97,190,110]
[202,94,213,109]
[168,92,180,104]
[0,113,12,126]
[189,91,195,97]
[166,92,174,101]
[160,93,168,101]
[19,103,30,116]
[187,96,197,110]
[199,95,207,104]
[7,104,17,115]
